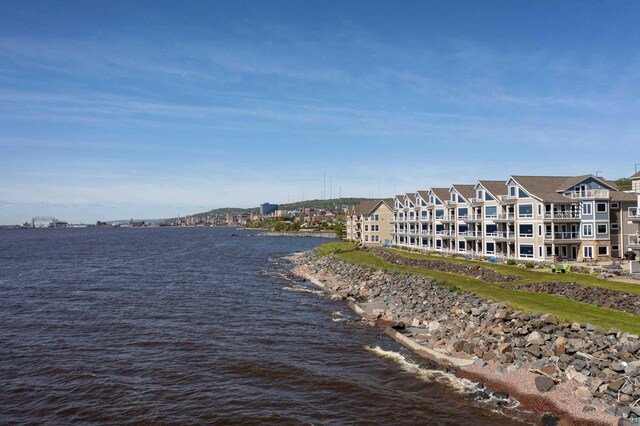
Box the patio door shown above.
[583,246,593,259]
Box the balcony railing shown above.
[438,216,455,222]
[544,231,580,241]
[629,234,640,249]
[494,213,515,221]
[460,231,482,239]
[421,230,433,236]
[567,189,610,199]
[629,207,640,222]
[460,214,482,222]
[544,212,581,220]
[493,231,515,240]
[468,197,484,205]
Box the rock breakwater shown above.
[300,252,640,423]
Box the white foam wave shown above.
[281,285,324,295]
[364,345,477,392]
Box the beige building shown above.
[392,173,639,262]
[345,199,393,246]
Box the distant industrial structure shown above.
[260,203,279,216]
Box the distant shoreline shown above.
[254,230,337,238]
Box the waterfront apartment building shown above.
[392,174,638,262]
[345,199,393,246]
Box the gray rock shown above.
[625,360,640,377]
[535,375,556,393]
[473,359,486,368]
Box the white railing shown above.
[438,216,455,221]
[545,232,580,240]
[494,213,515,220]
[499,195,516,203]
[518,233,534,238]
[493,231,515,240]
[544,212,581,220]
[468,197,483,204]
[460,214,482,221]
[567,189,610,199]
[629,234,640,248]
[421,230,432,236]
[460,231,482,238]
[435,230,453,236]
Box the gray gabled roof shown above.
[451,184,475,201]
[556,175,617,192]
[510,175,577,202]
[631,171,640,180]
[477,180,507,198]
[430,188,449,202]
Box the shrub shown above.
[506,259,517,266]
[525,262,535,268]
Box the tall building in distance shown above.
[260,202,279,216]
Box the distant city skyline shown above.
[1,1,640,224]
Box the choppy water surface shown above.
[0,227,527,424]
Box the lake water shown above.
[0,227,527,424]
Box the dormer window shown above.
[451,193,457,202]
[477,189,484,200]
[509,186,516,197]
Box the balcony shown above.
[421,230,433,236]
[460,231,482,240]
[407,217,418,223]
[629,208,640,223]
[499,195,517,204]
[629,234,640,249]
[407,230,418,237]
[438,216,455,223]
[435,230,455,239]
[493,231,515,241]
[461,214,482,223]
[544,231,580,242]
[493,213,515,222]
[543,212,581,222]
[468,197,484,205]
[567,189,610,199]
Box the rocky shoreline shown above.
[293,251,640,425]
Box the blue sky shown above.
[1,1,639,224]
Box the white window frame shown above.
[611,222,619,230]
[582,223,593,237]
[583,246,594,259]
[598,246,608,256]
[596,223,607,234]
[582,202,592,216]
[518,223,534,238]
[596,202,607,213]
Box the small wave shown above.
[281,286,323,295]
[364,346,476,392]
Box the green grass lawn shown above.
[318,242,640,334]
[386,248,640,294]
